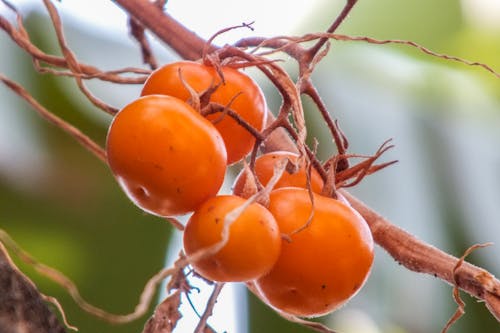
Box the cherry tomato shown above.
[183,195,281,282]
[255,188,374,317]
[106,95,227,217]
[141,61,267,164]
[232,151,324,198]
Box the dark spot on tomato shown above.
[209,259,219,268]
[321,284,326,290]
[215,218,220,224]
[134,186,147,197]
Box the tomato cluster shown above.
[106,61,265,216]
[105,60,374,318]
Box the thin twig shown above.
[129,16,159,69]
[236,32,500,78]
[303,83,348,161]
[0,7,147,84]
[0,73,106,163]
[0,228,182,324]
[42,0,119,115]
[328,34,500,78]
[201,103,265,141]
[306,0,358,60]
[193,283,224,333]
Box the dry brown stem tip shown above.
[0,236,68,333]
[441,243,493,333]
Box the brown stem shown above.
[0,74,107,163]
[305,0,358,61]
[237,33,500,79]
[113,0,216,61]
[201,103,265,141]
[235,36,305,58]
[42,0,118,115]
[128,15,159,70]
[340,190,500,312]
[303,83,348,159]
[0,14,146,84]
[193,283,224,333]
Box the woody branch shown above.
[113,0,500,320]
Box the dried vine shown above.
[0,0,499,333]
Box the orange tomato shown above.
[232,151,324,198]
[183,195,281,282]
[255,188,374,317]
[106,95,227,217]
[141,61,267,164]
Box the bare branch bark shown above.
[0,243,67,333]
[340,190,500,318]
[0,228,184,325]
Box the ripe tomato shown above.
[141,61,267,164]
[232,151,324,198]
[106,95,227,217]
[183,195,281,282]
[255,188,374,317]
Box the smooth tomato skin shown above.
[183,195,281,282]
[141,61,267,164]
[255,188,374,317]
[232,151,324,198]
[106,95,227,217]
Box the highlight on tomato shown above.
[255,187,374,317]
[183,195,281,282]
[141,60,267,164]
[106,95,227,217]
[232,151,324,198]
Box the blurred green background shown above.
[1,0,499,333]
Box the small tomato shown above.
[183,195,281,282]
[106,95,227,217]
[255,187,374,317]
